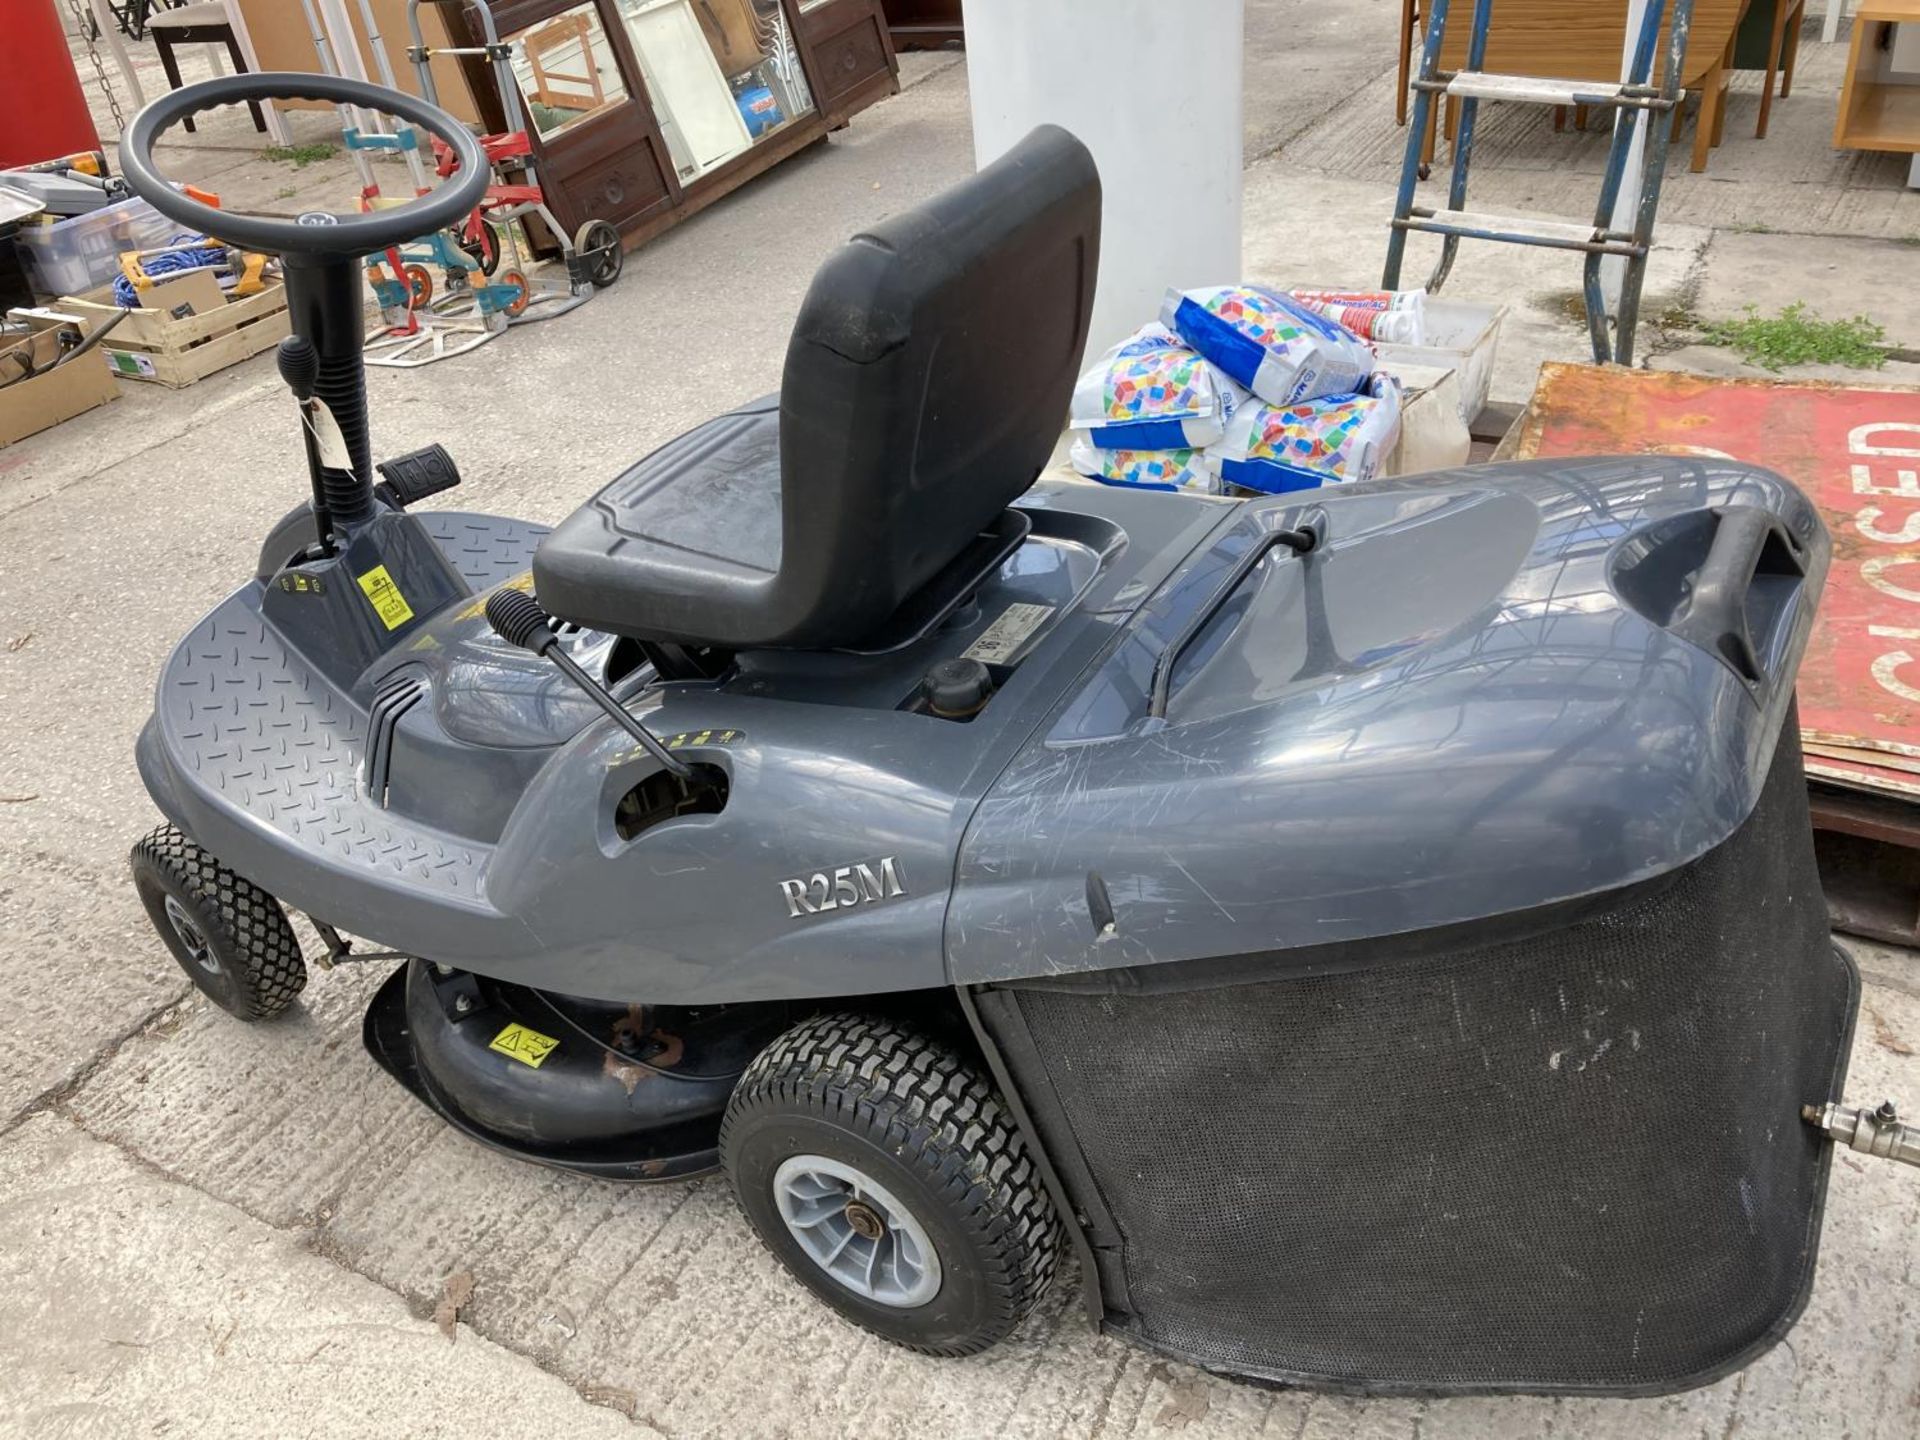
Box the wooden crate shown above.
[44,270,291,389]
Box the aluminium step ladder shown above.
[1382,0,1695,366]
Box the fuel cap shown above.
[924,658,993,718]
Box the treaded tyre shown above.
[130,824,307,1021]
[721,1012,1060,1356]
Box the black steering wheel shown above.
[120,73,491,257]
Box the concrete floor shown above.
[6,6,1920,1437]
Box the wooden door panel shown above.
[790,0,898,118]
[467,0,681,238]
[545,106,677,231]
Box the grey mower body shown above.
[123,99,1858,1399]
[138,453,1824,1006]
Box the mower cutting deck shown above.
[119,70,1889,1392]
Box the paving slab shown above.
[0,844,185,1126]
[1650,344,1920,386]
[1243,0,1402,160]
[1690,230,1920,345]
[0,1111,651,1440]
[55,944,1920,1438]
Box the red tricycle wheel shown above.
[499,269,531,317]
[403,264,433,309]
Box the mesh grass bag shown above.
[1161,284,1373,406]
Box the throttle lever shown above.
[486,589,693,780]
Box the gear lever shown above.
[276,335,332,556]
[486,589,694,779]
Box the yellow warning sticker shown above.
[489,1022,559,1068]
[455,571,535,622]
[356,564,416,630]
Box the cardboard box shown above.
[0,311,119,447]
[1379,361,1473,476]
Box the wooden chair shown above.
[523,12,606,113]
[1398,0,1421,125]
[148,3,267,135]
[1755,0,1807,137]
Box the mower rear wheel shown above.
[721,1012,1060,1356]
[130,824,307,1021]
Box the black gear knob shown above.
[485,587,558,654]
[276,335,318,401]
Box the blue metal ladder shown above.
[1381,0,1696,366]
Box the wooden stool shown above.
[148,3,267,134]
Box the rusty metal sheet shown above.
[1511,362,1920,790]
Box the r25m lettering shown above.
[779,857,907,918]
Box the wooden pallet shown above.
[38,270,291,389]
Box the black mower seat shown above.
[532,124,1101,652]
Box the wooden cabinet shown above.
[793,0,895,119]
[1834,0,1920,188]
[473,0,897,248]
[487,0,680,239]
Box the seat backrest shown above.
[772,124,1101,646]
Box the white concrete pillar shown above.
[964,0,1244,357]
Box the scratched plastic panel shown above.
[1003,724,1856,1395]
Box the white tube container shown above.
[964,0,1244,358]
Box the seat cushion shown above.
[533,396,786,643]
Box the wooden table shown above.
[1425,0,1755,171]
[1833,0,1920,185]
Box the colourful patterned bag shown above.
[1069,323,1240,449]
[1070,437,1220,494]
[1205,374,1402,494]
[1161,284,1373,406]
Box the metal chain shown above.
[60,0,129,138]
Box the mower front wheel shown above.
[720,1012,1060,1357]
[130,825,307,1021]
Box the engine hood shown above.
[946,455,1828,985]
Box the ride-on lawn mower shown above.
[123,72,1900,1395]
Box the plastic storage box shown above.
[13,194,178,301]
[1375,298,1507,428]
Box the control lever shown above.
[486,589,694,780]
[277,335,332,556]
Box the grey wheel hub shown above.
[163,894,221,976]
[772,1154,942,1308]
